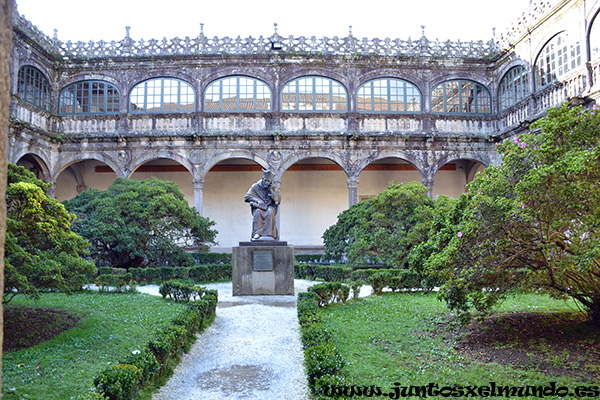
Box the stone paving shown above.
[143,281,316,400]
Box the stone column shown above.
[192,177,204,214]
[347,176,360,207]
[47,181,57,199]
[421,175,435,198]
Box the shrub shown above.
[349,279,365,299]
[93,364,142,400]
[147,324,188,364]
[159,280,205,302]
[95,274,133,293]
[301,322,334,350]
[308,282,351,307]
[191,252,232,264]
[305,342,345,387]
[74,390,108,400]
[298,291,321,327]
[121,349,160,387]
[369,271,392,295]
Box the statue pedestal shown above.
[232,241,294,296]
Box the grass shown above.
[2,291,188,400]
[319,292,598,399]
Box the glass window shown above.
[204,76,271,111]
[535,32,581,90]
[59,81,119,115]
[431,80,491,114]
[17,66,51,112]
[129,77,195,112]
[281,76,347,111]
[591,14,600,60]
[357,78,421,112]
[498,66,529,111]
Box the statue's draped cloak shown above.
[244,180,278,239]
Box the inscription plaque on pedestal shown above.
[253,250,274,271]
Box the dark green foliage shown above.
[368,270,391,295]
[323,182,442,268]
[158,280,206,302]
[93,364,142,400]
[301,323,334,350]
[95,274,133,293]
[305,343,345,387]
[121,349,160,387]
[297,291,321,327]
[308,282,351,307]
[190,252,232,264]
[421,104,600,325]
[295,254,328,264]
[63,177,217,269]
[294,264,352,281]
[4,164,96,303]
[74,391,108,400]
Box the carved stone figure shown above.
[244,170,280,241]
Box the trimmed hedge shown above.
[308,282,350,307]
[297,289,346,394]
[159,280,205,302]
[79,290,218,400]
[295,264,440,293]
[124,264,232,283]
[190,252,232,264]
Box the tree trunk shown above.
[0,0,15,395]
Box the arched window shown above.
[281,76,347,111]
[205,76,271,112]
[431,80,491,114]
[129,77,195,113]
[59,80,120,115]
[498,66,529,111]
[535,32,581,90]
[590,14,600,60]
[357,78,421,112]
[17,66,51,112]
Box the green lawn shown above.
[2,291,187,400]
[320,292,599,399]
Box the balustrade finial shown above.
[349,25,353,37]
[125,26,131,38]
[274,23,278,35]
[200,23,204,37]
[421,25,425,37]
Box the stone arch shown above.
[280,151,347,177]
[202,69,275,94]
[53,153,124,180]
[280,155,350,250]
[280,69,349,89]
[127,150,193,178]
[201,150,269,180]
[15,152,51,181]
[356,72,425,95]
[53,156,121,201]
[356,154,426,202]
[58,73,122,92]
[202,155,269,250]
[587,6,600,61]
[354,151,424,178]
[432,155,490,198]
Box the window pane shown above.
[204,76,271,112]
[431,80,490,114]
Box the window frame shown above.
[281,76,348,112]
[204,76,272,112]
[534,32,582,91]
[129,77,195,113]
[498,66,529,112]
[357,78,422,113]
[17,65,52,112]
[430,79,492,115]
[59,80,120,115]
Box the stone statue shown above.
[245,169,280,241]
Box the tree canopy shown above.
[5,164,96,303]
[63,177,217,269]
[419,104,600,325]
[323,181,452,268]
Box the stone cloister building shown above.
[8,0,600,252]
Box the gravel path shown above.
[147,280,319,400]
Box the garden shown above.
[3,104,600,399]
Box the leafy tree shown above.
[421,104,600,325]
[5,164,96,303]
[63,177,217,269]
[323,181,450,268]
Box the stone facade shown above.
[7,0,600,250]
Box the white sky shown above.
[15,0,529,43]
